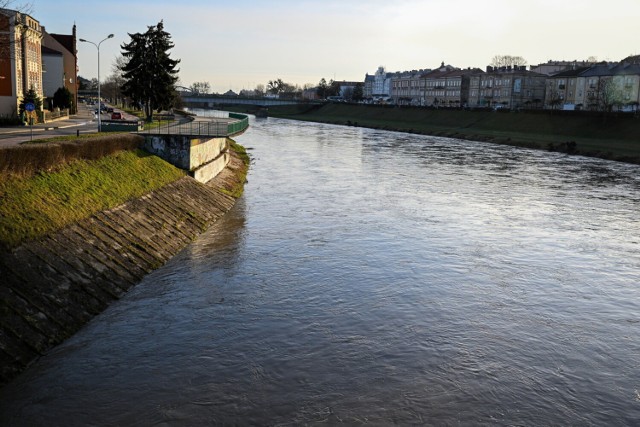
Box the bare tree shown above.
[188,81,211,95]
[0,2,34,57]
[0,1,32,14]
[490,55,527,68]
[101,55,127,106]
[597,78,624,112]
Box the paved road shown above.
[0,106,239,148]
[0,103,124,148]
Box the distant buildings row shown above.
[0,8,78,117]
[363,57,640,111]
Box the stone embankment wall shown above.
[143,135,230,184]
[0,151,247,386]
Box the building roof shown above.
[549,66,592,77]
[41,45,62,56]
[579,63,618,77]
[610,62,640,75]
[49,33,75,55]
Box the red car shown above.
[111,112,123,120]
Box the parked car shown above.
[111,112,123,120]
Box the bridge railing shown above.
[228,113,249,135]
[142,113,249,137]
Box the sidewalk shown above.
[0,104,97,148]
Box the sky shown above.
[29,0,640,93]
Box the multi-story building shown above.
[363,66,393,102]
[530,60,598,76]
[613,62,640,110]
[543,66,591,109]
[545,58,640,111]
[42,25,78,113]
[390,69,429,106]
[420,63,458,106]
[468,66,546,109]
[0,8,43,117]
[420,63,483,108]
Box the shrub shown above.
[0,134,145,178]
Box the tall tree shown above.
[316,78,328,99]
[188,81,211,95]
[490,55,527,68]
[254,84,265,97]
[352,83,364,102]
[120,21,180,121]
[52,87,73,110]
[267,78,285,94]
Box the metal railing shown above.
[142,113,249,137]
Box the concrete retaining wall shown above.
[143,135,229,183]
[0,151,247,386]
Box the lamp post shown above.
[79,34,114,131]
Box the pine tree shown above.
[53,87,73,111]
[19,86,43,122]
[120,21,180,121]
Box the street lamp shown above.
[79,34,114,131]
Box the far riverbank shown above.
[220,103,640,164]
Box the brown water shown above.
[1,116,639,426]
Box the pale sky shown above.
[31,0,640,93]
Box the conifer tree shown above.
[120,21,180,121]
[19,86,42,120]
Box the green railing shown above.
[228,113,249,135]
[141,113,249,137]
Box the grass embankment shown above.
[227,103,640,164]
[0,137,186,249]
[222,139,251,198]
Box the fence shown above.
[43,109,70,122]
[101,120,145,132]
[142,113,249,137]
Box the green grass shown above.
[221,139,250,198]
[262,104,640,163]
[0,150,186,248]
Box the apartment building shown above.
[468,66,546,109]
[530,60,598,76]
[420,63,484,108]
[0,8,43,117]
[546,59,640,111]
[390,69,429,106]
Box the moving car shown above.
[111,112,123,120]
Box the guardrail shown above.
[228,113,249,135]
[101,120,145,132]
[141,113,249,137]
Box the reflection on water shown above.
[1,117,639,426]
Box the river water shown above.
[1,116,639,426]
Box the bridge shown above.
[180,93,318,108]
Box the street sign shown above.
[25,102,35,112]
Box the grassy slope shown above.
[0,150,186,248]
[258,104,640,163]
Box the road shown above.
[0,103,132,148]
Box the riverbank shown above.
[0,137,249,386]
[224,103,640,164]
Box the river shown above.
[1,115,639,425]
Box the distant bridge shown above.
[180,93,318,108]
